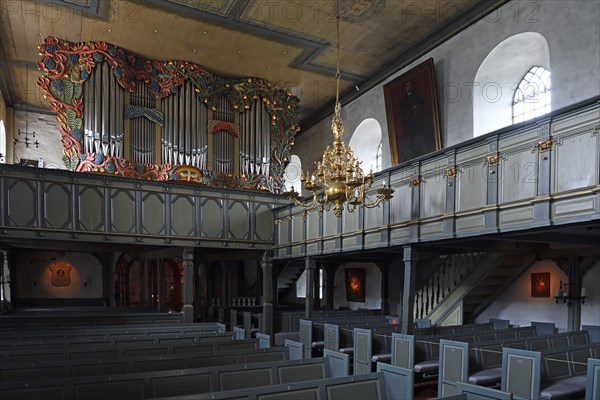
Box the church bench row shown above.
[298,316,397,359]
[502,347,600,400]
[274,309,382,333]
[0,312,183,329]
[0,354,346,400]
[355,325,538,377]
[389,326,538,381]
[0,322,226,341]
[0,331,233,350]
[0,338,258,364]
[151,362,412,400]
[1,346,289,383]
[436,330,594,395]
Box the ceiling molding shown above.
[0,39,17,106]
[144,0,366,82]
[45,0,108,20]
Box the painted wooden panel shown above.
[364,232,381,247]
[6,179,36,227]
[255,204,274,241]
[171,195,195,237]
[278,215,289,244]
[43,182,71,229]
[390,226,410,244]
[323,210,337,237]
[455,214,485,232]
[323,239,336,253]
[389,183,411,224]
[552,195,598,219]
[499,206,534,227]
[110,189,136,233]
[342,207,359,233]
[141,192,166,235]
[552,127,599,193]
[292,213,303,243]
[420,174,446,219]
[306,210,319,240]
[228,201,249,240]
[499,148,538,203]
[78,186,104,231]
[421,221,444,237]
[201,198,223,238]
[364,203,383,231]
[498,126,539,149]
[456,161,487,212]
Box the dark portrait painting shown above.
[384,58,442,165]
[531,273,550,297]
[345,268,366,302]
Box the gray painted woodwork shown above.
[182,247,194,323]
[0,166,283,249]
[304,258,316,319]
[274,100,600,259]
[402,247,418,334]
[261,252,273,340]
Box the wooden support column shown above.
[157,259,166,313]
[196,262,209,322]
[182,247,194,323]
[304,257,316,319]
[146,260,153,310]
[261,252,274,340]
[401,247,418,333]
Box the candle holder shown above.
[554,281,586,306]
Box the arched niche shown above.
[473,32,550,137]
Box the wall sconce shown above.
[554,281,586,306]
[33,276,37,286]
[83,277,88,287]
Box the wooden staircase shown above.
[277,261,305,299]
[463,254,536,322]
[415,252,536,325]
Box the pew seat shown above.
[467,366,502,386]
[539,376,586,400]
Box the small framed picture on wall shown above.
[531,272,550,297]
[345,268,366,302]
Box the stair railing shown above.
[413,252,485,320]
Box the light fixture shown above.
[283,0,393,217]
[554,281,586,306]
[14,119,38,149]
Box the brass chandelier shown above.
[284,0,394,218]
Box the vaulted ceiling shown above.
[0,0,506,128]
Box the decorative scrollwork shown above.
[536,139,553,153]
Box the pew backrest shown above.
[438,339,470,398]
[501,347,541,400]
[586,358,600,400]
[391,333,414,369]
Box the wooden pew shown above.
[154,361,411,400]
[0,353,351,400]
[0,338,259,364]
[437,330,590,394]
[501,343,600,400]
[586,358,600,400]
[0,346,289,383]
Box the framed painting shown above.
[345,268,366,302]
[383,58,442,165]
[531,272,550,297]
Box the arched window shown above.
[472,32,550,137]
[349,118,383,172]
[375,141,383,172]
[512,66,551,124]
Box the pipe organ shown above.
[38,37,300,190]
[240,100,271,177]
[83,61,124,157]
[129,83,158,164]
[210,96,236,174]
[161,80,208,168]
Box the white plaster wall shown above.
[13,110,64,169]
[476,260,569,332]
[333,263,381,310]
[294,0,600,170]
[581,261,600,327]
[16,250,103,299]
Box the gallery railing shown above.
[273,96,600,259]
